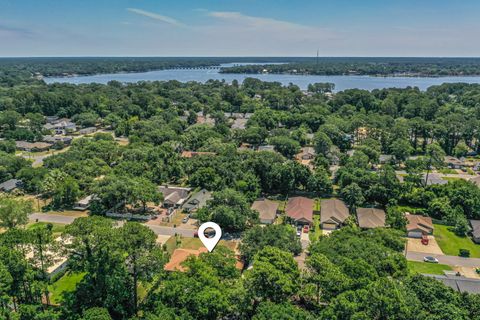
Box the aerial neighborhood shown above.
[2,58,480,319]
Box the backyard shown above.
[48,272,86,305]
[434,224,480,258]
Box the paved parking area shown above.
[407,236,444,255]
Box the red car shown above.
[303,225,309,233]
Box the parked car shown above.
[303,225,309,233]
[423,256,439,263]
[296,228,301,237]
[182,215,190,223]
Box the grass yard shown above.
[407,261,452,275]
[48,272,86,305]
[434,224,480,258]
[309,214,322,242]
[27,222,67,237]
[165,236,238,254]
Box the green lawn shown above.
[434,224,480,258]
[27,222,67,237]
[309,214,322,242]
[48,272,86,305]
[407,261,452,275]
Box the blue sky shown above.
[1,0,479,57]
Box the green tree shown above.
[245,246,300,303]
[341,183,365,214]
[0,196,32,229]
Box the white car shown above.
[423,256,439,263]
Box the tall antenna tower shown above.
[316,49,319,67]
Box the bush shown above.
[459,249,470,257]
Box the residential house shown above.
[16,141,52,152]
[469,176,480,187]
[422,173,448,186]
[427,273,480,294]
[320,199,349,230]
[181,151,216,158]
[406,214,434,238]
[159,186,191,208]
[470,220,480,243]
[257,145,275,152]
[44,118,77,135]
[379,154,394,164]
[296,147,316,160]
[79,127,97,135]
[251,198,279,224]
[444,156,464,169]
[0,179,23,192]
[231,118,248,130]
[182,189,212,213]
[285,197,314,226]
[73,195,95,210]
[43,135,73,146]
[356,208,386,229]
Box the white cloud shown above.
[127,8,185,27]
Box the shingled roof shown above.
[357,208,386,228]
[285,197,314,224]
[320,199,349,225]
[251,199,279,224]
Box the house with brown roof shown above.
[251,199,279,224]
[285,197,314,225]
[406,214,434,238]
[357,208,386,229]
[320,199,349,230]
[470,220,480,243]
[296,147,316,160]
[16,141,52,152]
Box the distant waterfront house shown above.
[0,179,23,192]
[356,207,386,229]
[251,198,279,224]
[182,189,212,212]
[406,214,434,238]
[16,141,52,152]
[285,197,314,225]
[159,186,191,208]
[73,195,95,210]
[470,220,480,243]
[320,199,349,230]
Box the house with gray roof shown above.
[0,179,23,192]
[470,220,480,243]
[251,198,279,224]
[426,273,480,294]
[182,189,212,213]
[159,186,191,208]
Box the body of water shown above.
[44,63,480,91]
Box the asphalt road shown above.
[29,213,196,237]
[407,251,480,267]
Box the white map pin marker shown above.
[198,222,222,252]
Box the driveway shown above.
[407,251,480,267]
[29,212,196,237]
[406,236,444,255]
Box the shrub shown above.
[459,249,470,257]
